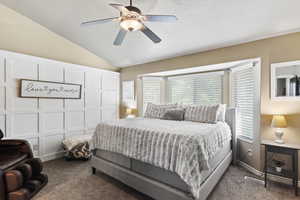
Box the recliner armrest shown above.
[0,139,28,146]
[0,139,33,158]
[0,170,6,200]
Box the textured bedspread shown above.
[93,118,232,199]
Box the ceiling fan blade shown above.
[109,3,129,14]
[81,17,118,26]
[141,25,161,43]
[113,29,127,46]
[144,15,177,22]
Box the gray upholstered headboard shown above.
[225,107,238,165]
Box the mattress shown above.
[94,141,231,193]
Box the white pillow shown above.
[184,104,221,123]
[144,103,177,119]
[217,104,227,122]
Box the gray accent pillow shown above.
[162,109,185,121]
[144,103,177,119]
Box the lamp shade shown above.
[271,115,287,128]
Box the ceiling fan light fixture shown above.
[120,19,143,31]
[81,0,177,45]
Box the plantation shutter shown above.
[167,72,223,105]
[142,77,162,111]
[231,64,256,139]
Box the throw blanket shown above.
[93,118,231,199]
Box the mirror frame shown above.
[271,60,300,101]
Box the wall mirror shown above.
[271,61,300,100]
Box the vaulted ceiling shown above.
[1,0,300,67]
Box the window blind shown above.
[142,77,161,111]
[231,64,255,139]
[167,72,223,105]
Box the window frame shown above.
[139,59,261,143]
[229,61,261,143]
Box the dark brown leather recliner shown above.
[0,130,48,200]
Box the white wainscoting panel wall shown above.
[0,50,119,161]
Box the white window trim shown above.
[271,60,300,101]
[253,60,261,144]
[229,60,261,142]
[161,77,168,104]
[167,71,224,78]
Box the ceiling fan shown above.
[81,0,178,45]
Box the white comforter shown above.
[93,118,231,199]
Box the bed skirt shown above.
[91,151,232,200]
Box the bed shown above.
[91,108,237,200]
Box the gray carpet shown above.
[34,159,299,200]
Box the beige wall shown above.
[0,4,118,71]
[121,32,300,178]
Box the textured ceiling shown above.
[1,0,300,67]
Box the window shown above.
[140,60,260,141]
[167,72,223,105]
[142,77,161,111]
[231,63,259,140]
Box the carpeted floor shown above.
[34,159,299,200]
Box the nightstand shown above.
[262,140,299,196]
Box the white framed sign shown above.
[20,79,82,99]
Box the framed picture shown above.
[20,79,82,99]
[122,80,135,102]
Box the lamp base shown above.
[274,139,284,144]
[274,129,284,144]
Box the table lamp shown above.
[271,115,287,144]
[126,108,135,118]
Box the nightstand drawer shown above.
[266,145,297,155]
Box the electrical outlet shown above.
[247,149,253,157]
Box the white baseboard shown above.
[238,160,263,176]
[238,160,300,188]
[40,151,65,162]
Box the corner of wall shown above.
[0,3,119,72]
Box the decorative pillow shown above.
[162,108,185,121]
[64,142,92,161]
[144,103,177,119]
[184,104,221,123]
[217,104,227,122]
